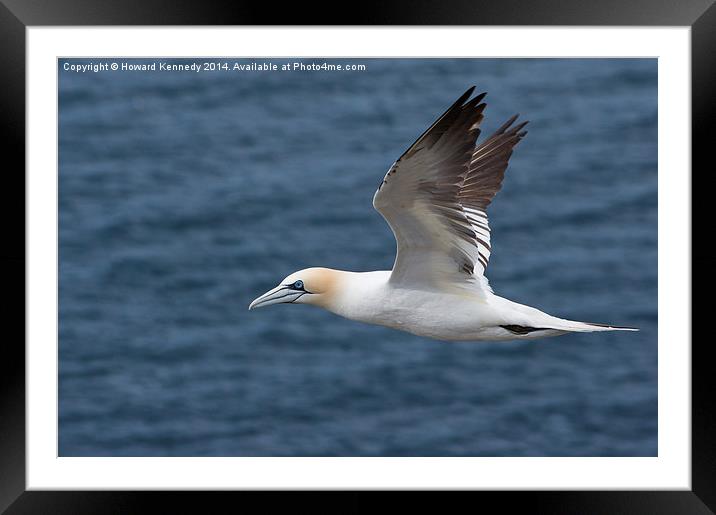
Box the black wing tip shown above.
[513,120,529,138]
[458,86,487,106]
[493,115,530,137]
[450,86,476,109]
[493,113,519,133]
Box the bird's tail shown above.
[499,299,639,336]
[544,319,639,333]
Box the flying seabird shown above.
[249,87,637,341]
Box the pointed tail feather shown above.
[584,321,639,331]
[546,319,639,333]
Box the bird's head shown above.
[248,267,343,310]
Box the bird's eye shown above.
[293,280,304,290]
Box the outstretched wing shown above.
[373,87,527,290]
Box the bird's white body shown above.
[249,87,637,341]
[321,270,624,341]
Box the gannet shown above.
[249,87,637,341]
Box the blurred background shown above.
[59,58,657,456]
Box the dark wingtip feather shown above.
[495,114,520,133]
[511,121,529,134]
[457,86,477,105]
[458,88,488,109]
[398,86,483,160]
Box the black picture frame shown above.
[1,1,712,512]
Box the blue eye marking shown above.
[293,280,304,290]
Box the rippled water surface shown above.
[59,58,657,456]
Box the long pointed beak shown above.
[249,285,299,310]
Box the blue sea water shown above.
[58,58,657,457]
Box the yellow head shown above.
[249,267,344,310]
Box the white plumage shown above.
[249,87,637,341]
